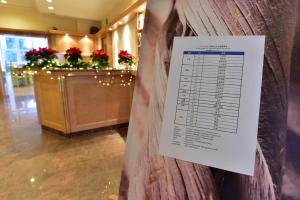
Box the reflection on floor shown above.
[1,80,299,199]
[0,87,126,200]
[283,81,300,200]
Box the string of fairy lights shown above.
[12,68,135,87]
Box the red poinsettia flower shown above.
[92,49,109,60]
[25,48,40,61]
[65,47,82,63]
[118,50,135,66]
[66,47,82,55]
[91,49,109,68]
[38,47,57,59]
[118,50,132,60]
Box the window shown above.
[0,35,48,72]
[5,51,18,63]
[19,38,32,50]
[5,37,17,49]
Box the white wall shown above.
[112,18,138,68]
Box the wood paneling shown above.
[0,27,49,37]
[51,34,98,56]
[65,73,133,132]
[34,70,135,134]
[34,75,67,132]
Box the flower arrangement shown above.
[91,49,109,68]
[118,50,136,68]
[64,47,82,63]
[23,47,136,71]
[38,47,57,61]
[25,48,40,63]
[24,47,58,68]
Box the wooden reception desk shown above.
[34,69,135,134]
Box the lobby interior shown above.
[0,0,145,199]
[0,0,300,200]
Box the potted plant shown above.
[24,47,58,69]
[91,49,110,69]
[118,50,136,69]
[25,49,40,64]
[64,47,83,68]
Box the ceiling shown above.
[2,0,126,21]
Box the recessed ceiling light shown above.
[48,6,54,10]
[108,28,113,31]
[46,0,52,2]
[1,0,7,4]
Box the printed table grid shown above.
[174,51,244,136]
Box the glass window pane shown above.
[20,51,29,63]
[19,38,32,50]
[5,51,17,62]
[1,35,48,71]
[5,37,16,49]
[32,38,48,49]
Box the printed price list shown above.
[173,51,244,146]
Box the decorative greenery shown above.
[38,47,57,61]
[118,50,136,67]
[25,48,39,63]
[91,49,109,69]
[64,47,82,67]
[24,47,58,69]
[23,47,115,70]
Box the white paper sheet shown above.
[159,36,265,176]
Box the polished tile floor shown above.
[1,81,299,200]
[0,87,126,200]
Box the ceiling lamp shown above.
[46,0,52,2]
[1,0,7,4]
[48,6,54,10]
